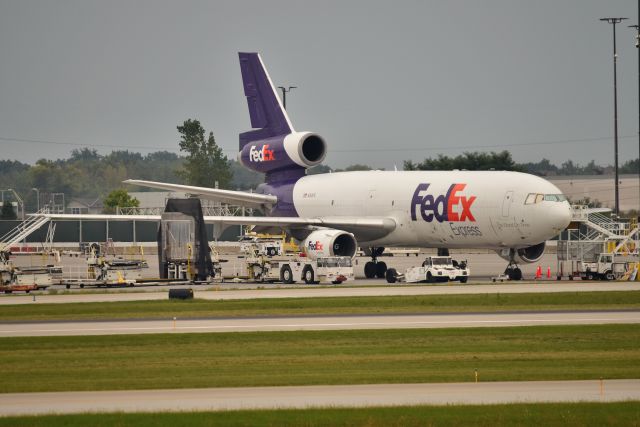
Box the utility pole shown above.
[601,17,628,216]
[277,86,297,110]
[32,188,40,212]
[630,4,640,217]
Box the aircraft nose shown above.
[549,202,572,233]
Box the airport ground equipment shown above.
[0,263,56,293]
[168,288,194,300]
[239,236,283,257]
[87,256,149,284]
[385,256,469,284]
[0,207,51,253]
[576,253,640,280]
[158,199,214,281]
[245,254,354,284]
[557,206,640,280]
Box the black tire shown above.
[364,262,377,279]
[267,248,276,256]
[508,268,523,281]
[375,261,387,278]
[586,273,594,281]
[66,284,71,289]
[280,265,294,284]
[303,265,315,284]
[331,280,342,285]
[604,271,615,281]
[426,271,434,283]
[460,277,468,284]
[386,268,398,283]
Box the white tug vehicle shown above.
[385,256,470,284]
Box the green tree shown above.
[1,202,17,220]
[404,151,522,171]
[103,189,139,214]
[176,119,232,188]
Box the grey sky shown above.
[0,0,638,169]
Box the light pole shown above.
[277,86,297,110]
[601,17,628,216]
[631,7,640,217]
[31,188,40,212]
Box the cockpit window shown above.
[525,193,537,204]
[544,194,567,202]
[525,193,567,204]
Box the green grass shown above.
[2,291,640,322]
[0,324,638,393]
[1,402,639,426]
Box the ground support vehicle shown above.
[385,256,469,284]
[0,283,46,293]
[246,255,354,284]
[576,253,640,281]
[61,255,150,288]
[0,263,55,293]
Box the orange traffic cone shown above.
[546,267,551,279]
[535,266,542,279]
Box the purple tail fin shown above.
[239,52,293,149]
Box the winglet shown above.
[238,52,293,149]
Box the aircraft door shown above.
[501,191,514,217]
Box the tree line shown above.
[1,119,638,214]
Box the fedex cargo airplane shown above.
[46,53,572,280]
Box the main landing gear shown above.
[504,261,523,281]
[364,247,387,279]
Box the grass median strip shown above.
[2,291,640,322]
[0,324,638,393]
[1,402,639,427]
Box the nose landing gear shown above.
[364,247,387,279]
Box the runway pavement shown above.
[1,380,638,415]
[2,282,639,305]
[1,310,638,337]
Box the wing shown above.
[124,179,276,209]
[36,214,397,241]
[203,216,396,241]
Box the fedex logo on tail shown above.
[411,183,476,222]
[249,144,275,162]
[308,241,324,251]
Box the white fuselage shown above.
[292,170,572,249]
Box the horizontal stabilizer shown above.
[124,180,277,209]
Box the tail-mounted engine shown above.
[239,131,326,174]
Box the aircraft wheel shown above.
[375,261,387,278]
[303,266,315,284]
[385,268,398,283]
[364,262,377,279]
[280,265,294,284]
[508,268,522,281]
